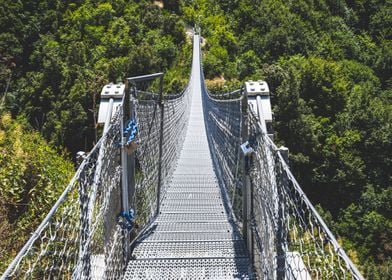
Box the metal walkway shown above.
[124,35,253,279]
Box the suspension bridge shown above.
[1,34,363,279]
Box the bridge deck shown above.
[124,35,253,279]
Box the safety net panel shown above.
[248,110,363,279]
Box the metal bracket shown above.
[278,146,289,164]
[240,141,254,157]
[97,83,124,124]
[76,151,86,166]
[245,80,273,139]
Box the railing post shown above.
[121,81,131,262]
[276,147,289,279]
[244,160,254,265]
[128,84,136,225]
[241,87,248,238]
[156,75,164,216]
[241,87,254,265]
[127,72,164,218]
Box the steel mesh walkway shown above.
[123,35,253,279]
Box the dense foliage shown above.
[0,113,73,271]
[0,0,390,278]
[183,0,391,277]
[0,0,189,156]
[0,0,190,270]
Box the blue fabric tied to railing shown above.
[118,209,135,230]
[123,119,138,146]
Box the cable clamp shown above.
[240,141,254,156]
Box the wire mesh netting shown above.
[202,87,245,226]
[1,86,191,279]
[2,109,124,279]
[73,109,123,279]
[247,110,363,279]
[133,88,191,228]
[200,73,362,279]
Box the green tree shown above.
[0,113,73,271]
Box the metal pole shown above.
[121,81,130,262]
[128,88,136,209]
[245,168,254,265]
[127,86,137,253]
[126,72,163,217]
[99,100,114,263]
[156,75,164,215]
[241,87,252,255]
[276,151,287,280]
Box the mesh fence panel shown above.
[2,86,191,279]
[201,83,245,227]
[133,88,191,228]
[200,71,362,279]
[73,109,123,279]
[2,110,124,279]
[248,110,363,279]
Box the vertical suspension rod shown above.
[156,75,164,216]
[241,87,254,266]
[127,72,164,217]
[121,81,131,261]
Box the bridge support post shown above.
[244,163,254,265]
[120,80,138,265]
[127,73,164,218]
[241,88,254,267]
[276,147,289,279]
[121,81,132,263]
[156,75,164,216]
[128,84,137,231]
[78,168,91,279]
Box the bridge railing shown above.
[1,83,191,279]
[247,105,364,279]
[133,87,191,227]
[1,109,125,279]
[201,80,245,227]
[200,75,363,279]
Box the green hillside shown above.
[0,0,390,278]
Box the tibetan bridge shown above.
[1,34,364,279]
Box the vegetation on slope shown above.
[183,0,391,277]
[0,0,190,271]
[0,113,73,271]
[0,0,190,156]
[0,0,390,278]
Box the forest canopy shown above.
[0,0,390,278]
